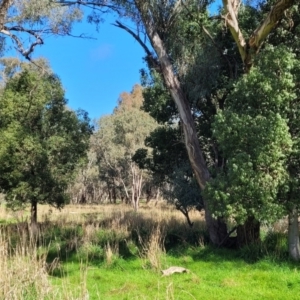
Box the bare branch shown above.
[52,31,96,39]
[1,26,43,61]
[113,21,152,57]
[112,20,160,71]
[57,0,123,14]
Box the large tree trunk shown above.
[236,216,260,248]
[288,208,300,261]
[136,8,228,245]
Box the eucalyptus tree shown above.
[57,0,295,246]
[93,85,158,210]
[67,148,105,204]
[131,1,246,244]
[0,64,92,232]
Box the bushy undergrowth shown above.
[33,205,207,268]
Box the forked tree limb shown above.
[223,0,296,71]
[249,0,295,51]
[1,26,43,60]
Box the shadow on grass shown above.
[168,241,299,271]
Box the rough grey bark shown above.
[288,208,300,261]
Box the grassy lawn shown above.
[0,203,299,299]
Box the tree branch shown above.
[57,0,123,14]
[112,20,160,71]
[223,0,296,71]
[1,26,43,61]
[222,0,247,62]
[113,21,152,57]
[249,0,295,52]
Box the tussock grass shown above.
[0,232,50,299]
[0,227,90,300]
[138,226,166,271]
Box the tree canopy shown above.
[92,84,158,210]
[0,62,92,227]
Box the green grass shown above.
[1,204,299,299]
[49,246,300,300]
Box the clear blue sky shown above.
[9,5,220,122]
[30,13,147,121]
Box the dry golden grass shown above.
[138,225,166,271]
[0,202,206,260]
[0,232,50,299]
[0,201,205,231]
[0,228,91,300]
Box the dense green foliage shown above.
[206,46,299,224]
[0,69,92,211]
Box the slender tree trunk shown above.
[177,206,194,228]
[131,163,142,212]
[146,187,152,203]
[112,183,117,204]
[133,196,139,212]
[155,188,160,201]
[131,186,139,211]
[288,208,300,261]
[30,200,39,239]
[107,182,112,203]
[120,177,130,204]
[236,216,260,248]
